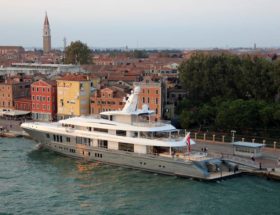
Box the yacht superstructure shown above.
[21,87,238,180]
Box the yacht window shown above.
[116,130,126,136]
[119,142,134,152]
[66,137,71,142]
[154,132,169,139]
[46,133,50,138]
[60,136,63,142]
[94,128,108,133]
[76,137,83,144]
[98,140,108,148]
[140,132,153,139]
[83,138,90,144]
[101,115,109,120]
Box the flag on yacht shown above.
[186,132,191,152]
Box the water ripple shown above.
[1,138,280,215]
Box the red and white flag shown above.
[186,132,191,152]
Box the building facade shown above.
[134,77,163,120]
[90,87,127,114]
[14,98,32,111]
[0,78,31,110]
[0,46,24,55]
[43,13,51,53]
[31,80,57,121]
[57,75,92,119]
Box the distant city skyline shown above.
[0,0,280,49]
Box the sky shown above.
[0,0,280,49]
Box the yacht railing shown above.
[138,129,186,142]
[132,120,171,127]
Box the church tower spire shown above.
[43,12,51,53]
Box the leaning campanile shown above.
[43,12,51,53]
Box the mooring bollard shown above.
[242,138,245,142]
[252,139,255,143]
[195,133,197,140]
[263,140,266,144]
[274,141,277,150]
[203,133,206,141]
[213,134,215,142]
[222,135,225,143]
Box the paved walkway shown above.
[193,140,280,169]
[0,118,26,132]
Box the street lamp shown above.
[231,130,236,143]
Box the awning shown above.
[3,110,30,116]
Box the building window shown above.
[37,96,40,101]
[66,137,71,142]
[156,98,158,104]
[148,97,150,103]
[156,90,159,94]
[32,87,35,92]
[42,88,45,92]
[46,133,50,138]
[143,97,145,103]
[47,97,50,102]
[36,87,39,92]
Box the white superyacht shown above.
[21,87,237,180]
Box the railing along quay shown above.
[191,132,279,150]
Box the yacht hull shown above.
[23,127,230,180]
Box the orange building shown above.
[134,77,163,120]
[0,77,31,110]
[90,86,128,114]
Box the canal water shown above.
[1,138,280,215]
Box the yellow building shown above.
[57,75,92,119]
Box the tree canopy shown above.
[64,41,92,64]
[178,53,280,137]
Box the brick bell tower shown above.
[43,12,51,53]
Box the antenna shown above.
[63,37,67,50]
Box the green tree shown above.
[64,41,92,64]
